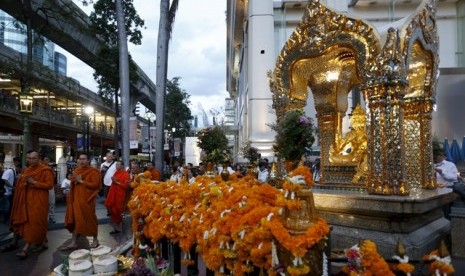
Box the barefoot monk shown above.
[64,153,101,249]
[9,150,55,259]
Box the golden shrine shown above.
[269,0,438,194]
[269,0,455,259]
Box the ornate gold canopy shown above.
[269,0,439,195]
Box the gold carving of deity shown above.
[329,104,368,182]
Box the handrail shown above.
[0,96,114,137]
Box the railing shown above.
[0,95,114,137]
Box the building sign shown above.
[130,116,139,149]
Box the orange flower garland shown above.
[289,166,314,187]
[127,167,329,275]
[342,240,394,276]
[423,250,455,275]
[359,240,394,276]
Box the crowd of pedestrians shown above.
[0,147,462,263]
[0,150,166,261]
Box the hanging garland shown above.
[127,166,329,274]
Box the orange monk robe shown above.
[65,166,101,236]
[148,168,161,181]
[10,164,54,245]
[104,169,130,223]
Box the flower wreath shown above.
[423,250,455,275]
[342,240,394,276]
[127,167,328,275]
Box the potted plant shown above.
[270,109,315,169]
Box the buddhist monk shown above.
[64,153,101,249]
[105,161,130,234]
[145,161,161,181]
[8,150,55,260]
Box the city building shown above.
[227,0,465,160]
[0,10,64,74]
[0,7,116,163]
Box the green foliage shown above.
[270,109,315,161]
[197,127,231,164]
[89,0,145,46]
[165,77,194,138]
[241,140,260,163]
[89,0,145,103]
[92,46,138,105]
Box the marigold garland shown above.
[342,240,394,276]
[289,166,314,187]
[423,250,455,275]
[390,255,415,275]
[360,240,394,276]
[128,168,328,274]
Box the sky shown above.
[58,0,228,127]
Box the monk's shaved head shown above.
[27,151,40,166]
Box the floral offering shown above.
[127,166,329,275]
[423,249,455,276]
[342,240,394,276]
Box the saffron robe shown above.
[10,163,54,244]
[65,166,101,236]
[104,169,130,223]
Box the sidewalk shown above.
[0,196,110,243]
[0,196,130,276]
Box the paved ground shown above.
[0,197,128,276]
[0,197,464,276]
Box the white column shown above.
[247,0,276,158]
[325,0,349,12]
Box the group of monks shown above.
[0,151,103,259]
[0,150,162,260]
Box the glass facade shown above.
[54,51,67,76]
[0,10,66,75]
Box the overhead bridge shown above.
[0,0,156,111]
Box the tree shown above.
[89,0,144,159]
[155,0,179,174]
[165,77,193,138]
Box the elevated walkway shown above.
[0,0,156,111]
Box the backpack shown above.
[9,168,17,187]
[0,179,6,197]
[101,160,115,179]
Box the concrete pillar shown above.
[325,0,349,12]
[247,0,276,159]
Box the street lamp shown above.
[19,93,33,166]
[84,106,94,156]
[144,112,156,162]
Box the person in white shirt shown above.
[434,149,465,217]
[60,172,72,197]
[257,160,269,183]
[0,157,21,223]
[186,169,196,184]
[434,150,458,187]
[169,165,182,183]
[100,152,117,197]
[217,164,235,174]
